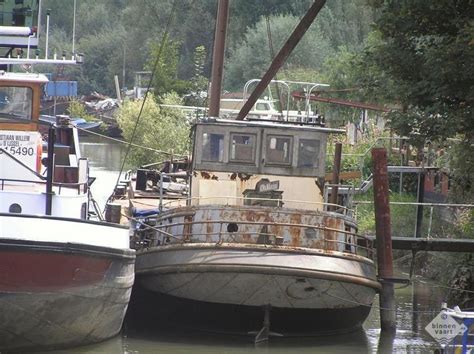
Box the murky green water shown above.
[74,136,447,353]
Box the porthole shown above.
[9,203,22,213]
[227,223,238,233]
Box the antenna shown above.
[45,9,50,59]
[72,0,77,55]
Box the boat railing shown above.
[0,146,88,195]
[161,195,354,216]
[132,217,374,260]
[0,176,88,195]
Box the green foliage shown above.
[66,100,96,122]
[225,15,335,90]
[147,38,190,98]
[444,140,474,202]
[116,93,190,168]
[184,46,208,107]
[355,192,418,237]
[42,0,374,97]
[325,132,399,180]
[364,0,474,144]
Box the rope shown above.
[76,126,187,157]
[107,0,179,203]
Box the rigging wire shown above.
[265,14,284,115]
[76,126,187,157]
[107,0,179,203]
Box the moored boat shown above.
[0,71,135,351]
[40,114,103,135]
[122,118,380,338]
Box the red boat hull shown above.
[0,239,135,352]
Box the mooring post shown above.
[330,142,342,210]
[372,148,396,332]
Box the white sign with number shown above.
[0,130,42,181]
[425,311,468,348]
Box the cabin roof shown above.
[196,118,345,134]
[0,71,49,84]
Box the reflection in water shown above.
[122,326,370,354]
[80,135,127,207]
[74,139,448,353]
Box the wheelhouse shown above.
[190,119,344,211]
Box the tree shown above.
[225,15,334,91]
[147,38,190,99]
[116,93,190,168]
[364,0,473,143]
[363,0,474,199]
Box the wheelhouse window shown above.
[202,133,224,162]
[266,135,292,165]
[230,133,256,163]
[0,86,33,121]
[298,139,320,168]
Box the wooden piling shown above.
[372,148,396,332]
[330,142,342,210]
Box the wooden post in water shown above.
[372,148,396,332]
[330,142,342,210]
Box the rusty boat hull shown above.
[125,120,381,337]
[0,238,135,352]
[133,242,380,335]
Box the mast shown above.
[208,0,230,118]
[236,0,326,120]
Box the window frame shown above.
[201,132,225,163]
[264,134,293,166]
[297,138,321,168]
[0,86,33,121]
[229,132,257,165]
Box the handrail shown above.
[0,177,88,194]
[160,195,354,215]
[132,217,374,259]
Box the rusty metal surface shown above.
[372,147,396,332]
[136,204,374,261]
[372,148,393,278]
